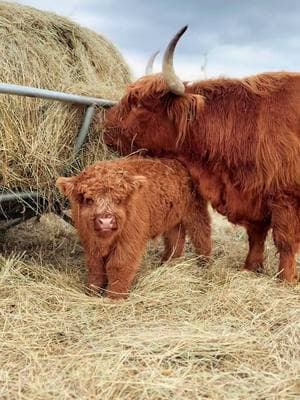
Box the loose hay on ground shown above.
[0,1,130,201]
[0,213,299,399]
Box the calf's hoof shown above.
[243,261,264,273]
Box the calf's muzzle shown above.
[94,214,117,232]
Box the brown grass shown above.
[0,213,299,399]
[0,1,130,200]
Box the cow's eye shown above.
[84,198,94,206]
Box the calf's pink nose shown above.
[94,216,116,231]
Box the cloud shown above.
[5,0,300,80]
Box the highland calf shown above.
[56,158,211,299]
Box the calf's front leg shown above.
[85,248,106,294]
[105,241,145,300]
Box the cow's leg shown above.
[271,197,300,283]
[161,224,186,262]
[183,198,212,260]
[105,242,146,299]
[244,222,270,272]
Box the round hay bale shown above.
[0,1,131,205]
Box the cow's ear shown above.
[56,176,77,198]
[132,175,147,191]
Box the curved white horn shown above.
[162,25,188,96]
[145,50,159,75]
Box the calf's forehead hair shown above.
[93,196,114,211]
[74,164,144,200]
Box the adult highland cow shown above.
[104,26,300,283]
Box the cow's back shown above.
[187,72,300,192]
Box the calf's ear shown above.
[56,176,77,197]
[132,175,147,191]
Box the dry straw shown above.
[0,1,130,201]
[0,3,299,399]
[0,212,299,399]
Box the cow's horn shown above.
[162,25,188,96]
[145,50,159,75]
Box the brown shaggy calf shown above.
[56,158,211,299]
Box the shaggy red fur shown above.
[56,157,211,299]
[104,72,300,283]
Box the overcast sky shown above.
[7,0,300,80]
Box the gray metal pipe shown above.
[0,191,40,203]
[73,104,96,155]
[0,83,117,107]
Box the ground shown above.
[0,211,299,400]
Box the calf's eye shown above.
[84,198,94,206]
